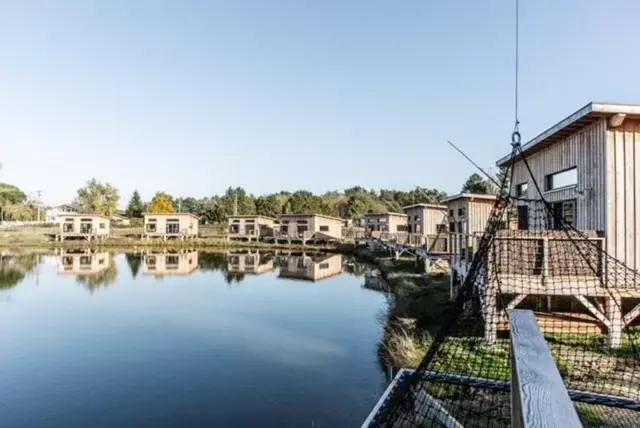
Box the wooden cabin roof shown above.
[402,203,447,211]
[278,213,343,222]
[143,212,200,220]
[60,213,112,220]
[441,193,497,203]
[364,212,407,218]
[496,102,640,167]
[227,215,276,221]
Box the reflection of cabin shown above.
[142,213,199,240]
[58,251,110,274]
[142,251,199,276]
[279,254,343,281]
[227,216,276,241]
[56,214,110,241]
[364,212,407,233]
[227,251,275,275]
[274,214,343,244]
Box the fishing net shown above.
[365,146,640,427]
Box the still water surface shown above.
[0,251,388,427]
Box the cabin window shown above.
[549,200,577,229]
[79,256,91,266]
[458,208,465,217]
[232,219,240,223]
[63,222,74,233]
[319,225,329,232]
[545,167,577,191]
[80,221,92,234]
[449,222,456,232]
[379,218,387,223]
[99,223,106,229]
[449,209,454,218]
[397,225,408,232]
[146,223,157,232]
[166,255,179,268]
[457,222,464,234]
[281,220,289,224]
[319,263,330,270]
[515,182,528,198]
[166,219,180,234]
[245,219,255,223]
[147,256,156,270]
[98,258,105,265]
[297,225,308,233]
[296,220,308,224]
[436,224,447,233]
[414,216,419,221]
[407,225,412,233]
[517,205,529,230]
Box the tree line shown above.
[0,172,498,222]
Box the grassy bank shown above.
[0,225,350,252]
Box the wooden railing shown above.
[449,232,606,280]
[510,309,582,427]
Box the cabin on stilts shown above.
[142,213,199,240]
[453,102,640,348]
[227,216,276,241]
[402,203,448,250]
[56,213,111,241]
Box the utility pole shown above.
[35,190,42,222]
[233,192,238,216]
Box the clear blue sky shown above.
[2,0,640,207]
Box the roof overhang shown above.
[441,193,497,203]
[496,102,640,167]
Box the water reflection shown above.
[141,250,199,277]
[57,250,118,292]
[0,252,40,289]
[227,251,276,275]
[278,253,343,282]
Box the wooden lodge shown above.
[403,203,448,250]
[227,216,276,241]
[142,213,199,240]
[272,213,343,244]
[364,212,407,233]
[58,250,111,275]
[142,250,199,276]
[451,102,640,347]
[227,251,275,275]
[278,253,343,282]
[56,213,110,241]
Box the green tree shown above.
[284,190,328,214]
[147,192,176,213]
[0,183,27,205]
[0,254,39,290]
[76,179,120,216]
[254,195,281,218]
[462,173,490,194]
[76,256,118,293]
[218,187,255,216]
[126,190,144,218]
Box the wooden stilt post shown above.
[606,296,623,349]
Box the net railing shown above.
[366,194,640,427]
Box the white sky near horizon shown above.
[2,0,640,207]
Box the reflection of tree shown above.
[224,272,245,285]
[125,253,142,278]
[0,253,39,290]
[76,255,118,293]
[198,252,227,272]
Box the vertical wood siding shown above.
[469,200,495,233]
[426,207,447,234]
[606,119,640,269]
[510,119,607,232]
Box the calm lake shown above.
[0,251,388,428]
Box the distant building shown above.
[111,215,131,226]
[45,205,77,223]
[403,204,448,236]
[275,213,344,243]
[227,215,277,241]
[279,254,343,281]
[56,213,111,241]
[441,193,497,234]
[363,212,407,233]
[142,213,199,240]
[142,251,199,276]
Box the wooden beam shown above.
[608,113,626,128]
[574,295,611,328]
[506,294,527,311]
[623,302,640,327]
[510,309,582,428]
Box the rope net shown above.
[369,154,640,427]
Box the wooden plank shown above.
[574,295,611,328]
[625,125,635,269]
[510,309,582,428]
[506,294,527,311]
[623,302,640,327]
